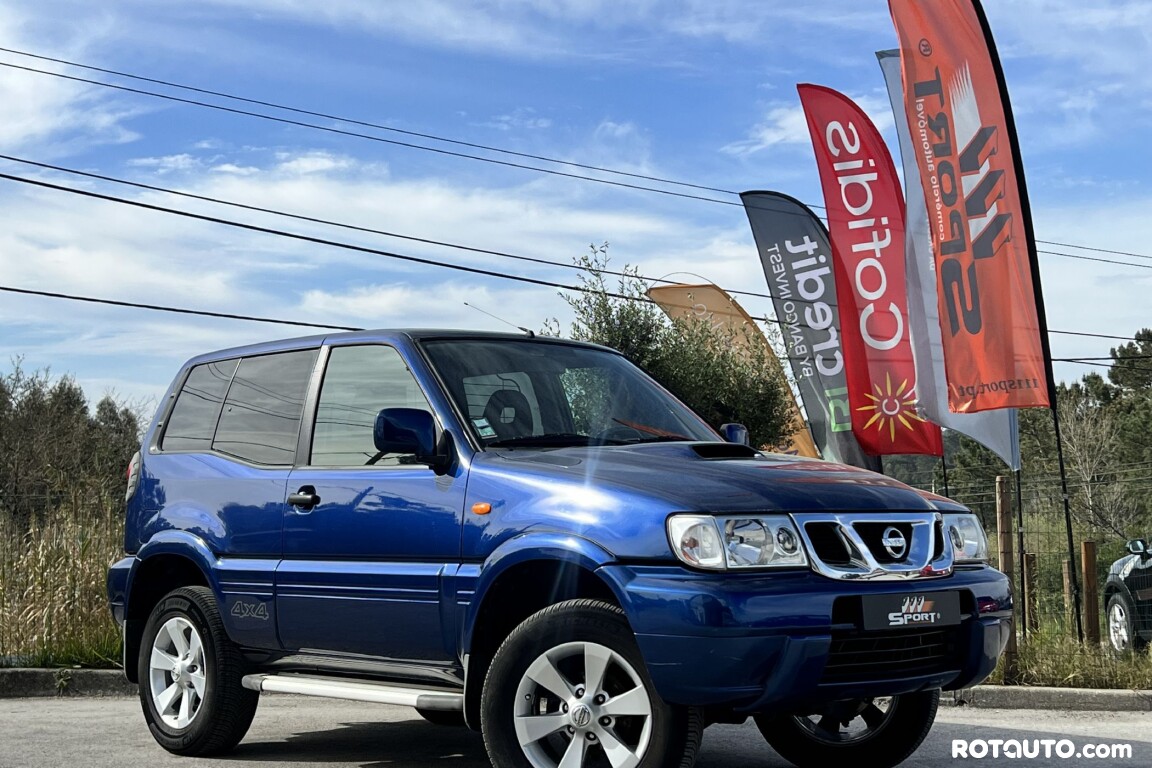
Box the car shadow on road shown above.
[225,718,490,767]
[222,717,792,768]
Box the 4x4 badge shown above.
[231,600,269,621]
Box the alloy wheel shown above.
[148,616,207,729]
[513,640,653,768]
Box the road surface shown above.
[0,695,1147,767]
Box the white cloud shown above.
[0,7,142,156]
[275,150,356,175]
[722,103,808,156]
[478,108,552,132]
[128,153,201,173]
[210,163,261,176]
[722,93,894,158]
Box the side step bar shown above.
[242,674,463,711]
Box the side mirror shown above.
[720,423,750,446]
[373,408,452,473]
[1127,539,1149,557]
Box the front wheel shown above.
[138,586,259,755]
[1107,594,1146,656]
[481,599,702,768]
[754,689,939,768]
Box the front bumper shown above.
[598,563,1012,714]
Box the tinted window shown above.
[213,349,318,465]
[311,345,431,467]
[162,359,239,452]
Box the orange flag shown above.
[888,0,1050,412]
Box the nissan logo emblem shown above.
[882,526,908,559]
[570,704,592,728]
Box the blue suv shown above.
[107,329,1012,768]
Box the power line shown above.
[0,46,734,197]
[1,169,1145,347]
[1037,249,1152,271]
[1052,355,1152,362]
[0,171,643,298]
[1048,329,1141,342]
[7,154,1152,343]
[0,153,784,303]
[0,59,734,208]
[3,47,1150,265]
[0,285,362,331]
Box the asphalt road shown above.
[0,695,1148,768]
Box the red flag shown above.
[888,0,1050,412]
[798,84,943,456]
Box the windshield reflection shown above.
[421,339,719,448]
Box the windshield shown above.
[421,338,720,448]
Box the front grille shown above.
[793,512,952,581]
[821,626,960,684]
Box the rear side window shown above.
[162,359,239,452]
[212,349,318,465]
[310,345,431,467]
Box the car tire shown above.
[1107,594,1146,656]
[480,599,702,768]
[137,586,259,756]
[417,708,467,727]
[754,689,939,768]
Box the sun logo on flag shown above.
[857,371,930,442]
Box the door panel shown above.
[275,344,465,662]
[278,469,465,660]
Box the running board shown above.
[241,674,463,710]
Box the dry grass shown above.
[0,499,123,668]
[988,624,1152,689]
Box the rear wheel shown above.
[481,599,702,768]
[754,689,939,768]
[138,586,259,756]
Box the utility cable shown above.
[3,47,1150,263]
[0,170,1146,346]
[0,60,734,208]
[0,285,362,331]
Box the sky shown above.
[1,0,1150,418]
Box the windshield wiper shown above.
[620,435,695,444]
[488,433,626,448]
[610,418,693,442]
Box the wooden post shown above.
[1082,541,1100,646]
[1063,560,1074,632]
[1023,553,1039,632]
[995,476,1018,681]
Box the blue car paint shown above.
[109,329,1011,714]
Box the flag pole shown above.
[972,0,1081,641]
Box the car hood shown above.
[479,441,956,513]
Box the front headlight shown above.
[944,512,989,563]
[667,514,807,570]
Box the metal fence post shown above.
[1081,541,1100,646]
[995,476,1019,682]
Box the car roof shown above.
[180,328,619,369]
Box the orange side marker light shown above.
[472,502,492,515]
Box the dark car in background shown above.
[1104,538,1152,655]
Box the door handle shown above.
[288,486,321,510]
